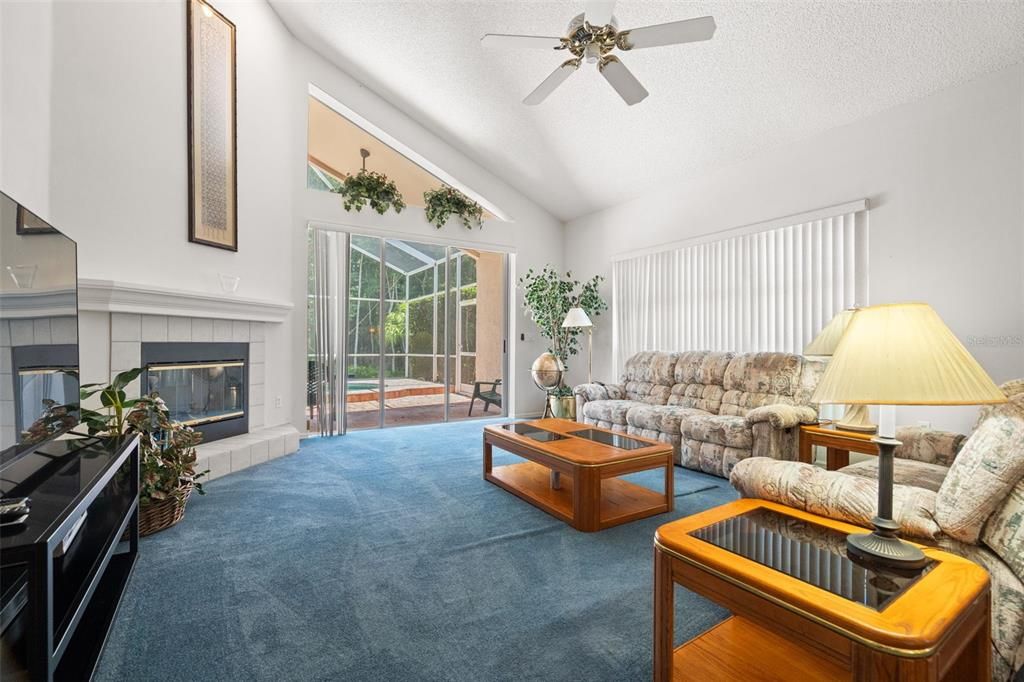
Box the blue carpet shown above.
[95,420,737,681]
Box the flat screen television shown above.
[0,191,80,464]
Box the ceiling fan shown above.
[481,1,716,106]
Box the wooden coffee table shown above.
[483,419,674,532]
[653,499,991,681]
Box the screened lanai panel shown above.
[383,242,429,273]
[384,239,448,427]
[408,268,435,299]
[411,243,449,262]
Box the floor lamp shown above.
[562,307,593,383]
[812,302,1006,567]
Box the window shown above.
[611,203,868,375]
[307,95,493,217]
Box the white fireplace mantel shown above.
[78,278,293,323]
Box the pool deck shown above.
[346,378,447,404]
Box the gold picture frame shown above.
[187,0,237,251]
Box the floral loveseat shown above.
[729,380,1024,680]
[573,350,825,477]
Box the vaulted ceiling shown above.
[271,1,1024,222]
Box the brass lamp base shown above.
[836,404,877,433]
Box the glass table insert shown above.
[690,507,936,610]
[500,422,567,443]
[567,428,650,451]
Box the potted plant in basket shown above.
[79,368,207,536]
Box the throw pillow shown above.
[982,477,1024,578]
[936,396,1024,543]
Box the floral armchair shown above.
[729,380,1024,680]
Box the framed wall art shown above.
[187,0,237,251]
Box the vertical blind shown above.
[611,205,869,376]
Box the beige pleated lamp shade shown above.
[561,307,593,328]
[804,308,857,356]
[812,303,1008,405]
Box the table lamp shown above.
[562,307,594,383]
[812,302,1006,567]
[804,308,876,432]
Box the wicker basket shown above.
[139,482,193,537]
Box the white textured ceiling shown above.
[270,1,1024,222]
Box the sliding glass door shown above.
[382,239,447,427]
[307,229,507,434]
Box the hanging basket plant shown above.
[332,149,405,215]
[423,185,484,230]
[334,169,406,215]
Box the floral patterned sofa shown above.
[573,350,825,477]
[729,380,1024,680]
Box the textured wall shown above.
[564,64,1024,434]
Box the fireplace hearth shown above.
[141,342,248,442]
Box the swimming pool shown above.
[347,382,379,392]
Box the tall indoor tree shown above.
[519,266,607,367]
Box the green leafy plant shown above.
[519,266,607,366]
[347,365,380,379]
[333,169,406,215]
[547,385,574,398]
[80,369,207,504]
[384,302,407,347]
[423,186,483,230]
[127,394,206,503]
[79,368,141,436]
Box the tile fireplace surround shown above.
[77,279,299,482]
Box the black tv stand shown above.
[0,434,140,681]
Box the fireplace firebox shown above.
[140,342,248,443]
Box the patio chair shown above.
[469,379,502,416]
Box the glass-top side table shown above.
[652,499,991,682]
[689,507,936,611]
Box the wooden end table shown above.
[653,499,991,681]
[799,422,880,470]
[483,419,674,532]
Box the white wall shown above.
[0,0,297,429]
[0,1,52,213]
[564,64,1024,433]
[0,0,565,430]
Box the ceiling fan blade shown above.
[618,16,716,50]
[481,34,563,50]
[523,60,579,105]
[585,0,616,27]
[599,56,648,105]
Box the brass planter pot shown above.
[548,395,576,420]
